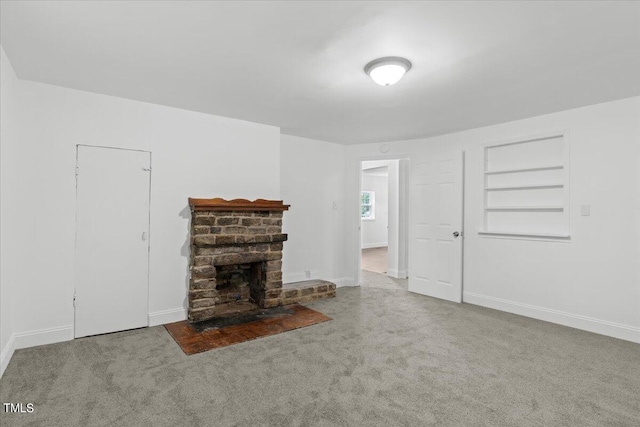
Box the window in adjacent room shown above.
[361,191,375,220]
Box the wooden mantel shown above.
[188,198,290,212]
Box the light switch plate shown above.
[581,204,591,216]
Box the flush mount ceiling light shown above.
[364,56,412,86]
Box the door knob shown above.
[453,231,460,238]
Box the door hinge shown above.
[75,166,79,177]
[73,294,76,307]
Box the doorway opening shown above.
[359,159,409,287]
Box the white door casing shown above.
[74,145,151,338]
[408,151,464,302]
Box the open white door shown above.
[408,151,464,302]
[75,145,151,338]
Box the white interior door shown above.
[75,145,151,338]
[408,151,464,302]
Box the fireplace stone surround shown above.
[188,198,290,322]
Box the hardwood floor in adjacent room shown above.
[361,246,388,274]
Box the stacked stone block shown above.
[281,280,337,305]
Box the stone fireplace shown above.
[188,198,290,322]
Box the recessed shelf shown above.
[485,184,564,191]
[484,206,564,211]
[478,230,570,239]
[483,133,568,238]
[484,165,564,175]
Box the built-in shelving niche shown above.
[480,132,570,240]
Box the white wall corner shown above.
[0,334,16,378]
[464,292,640,344]
[14,325,74,350]
[148,308,187,326]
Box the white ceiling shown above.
[1,1,639,144]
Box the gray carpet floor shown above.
[1,272,639,426]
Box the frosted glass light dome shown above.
[365,57,412,86]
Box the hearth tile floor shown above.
[165,304,331,355]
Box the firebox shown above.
[214,262,263,304]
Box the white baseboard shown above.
[0,334,16,378]
[361,243,388,249]
[464,292,640,344]
[331,277,356,287]
[14,325,74,349]
[387,269,408,279]
[15,325,74,350]
[284,273,352,288]
[283,271,319,284]
[148,308,187,326]
[2,325,73,377]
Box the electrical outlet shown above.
[305,270,311,279]
[581,204,591,216]
[332,201,338,210]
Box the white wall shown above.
[346,96,640,343]
[280,134,351,285]
[8,78,281,352]
[0,47,22,375]
[361,170,389,248]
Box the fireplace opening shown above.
[212,262,265,315]
[215,262,265,302]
